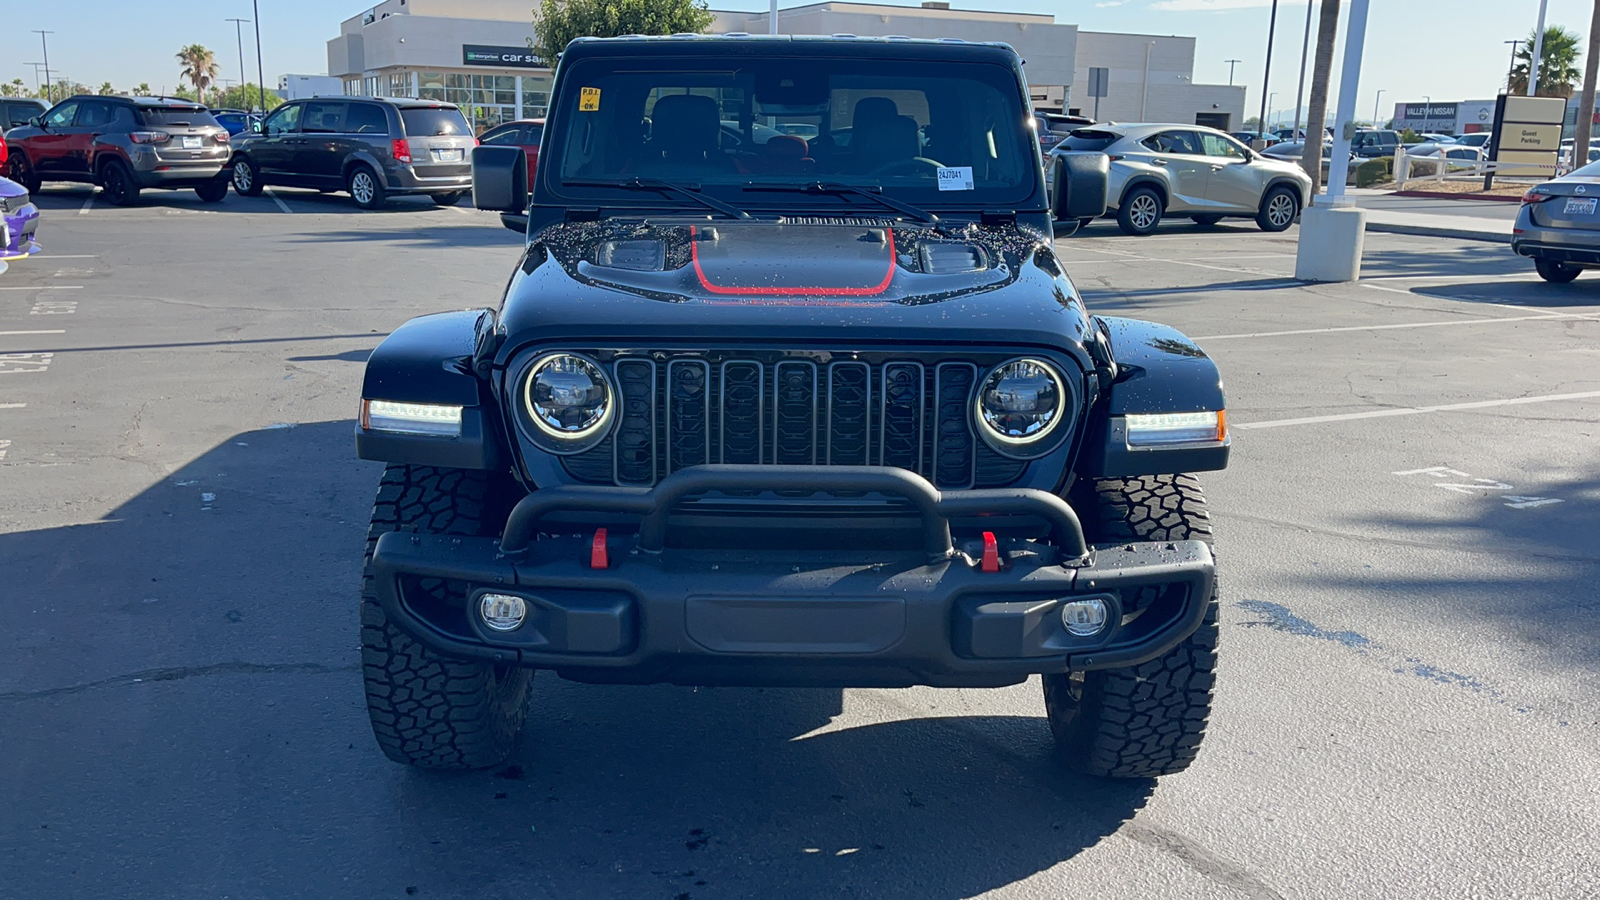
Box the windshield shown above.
[551,56,1036,207]
[400,107,472,137]
[138,107,219,128]
[1058,130,1120,152]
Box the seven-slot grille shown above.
[555,353,1038,489]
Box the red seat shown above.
[756,134,814,174]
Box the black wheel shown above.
[1116,186,1163,236]
[195,180,228,202]
[8,152,41,194]
[360,465,534,769]
[231,156,263,196]
[1534,257,1582,283]
[1191,214,1223,227]
[1043,474,1219,778]
[347,165,386,209]
[1255,185,1299,232]
[100,160,140,207]
[432,191,468,206]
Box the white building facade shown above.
[327,0,1244,133]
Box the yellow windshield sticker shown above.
[579,87,601,111]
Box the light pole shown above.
[1422,94,1431,132]
[1226,58,1242,85]
[33,31,54,105]
[1529,0,1550,96]
[26,63,45,101]
[252,0,267,115]
[227,18,251,107]
[769,0,778,34]
[1373,89,1385,127]
[1505,39,1526,91]
[1268,92,1278,130]
[1256,0,1281,148]
[1141,40,1155,120]
[1292,0,1315,138]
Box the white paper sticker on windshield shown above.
[936,166,975,191]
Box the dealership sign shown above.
[463,44,542,68]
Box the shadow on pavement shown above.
[1408,280,1600,309]
[0,420,1154,898]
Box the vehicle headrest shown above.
[765,134,810,160]
[648,94,721,156]
[852,97,899,124]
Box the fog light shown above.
[1060,598,1109,637]
[479,593,527,632]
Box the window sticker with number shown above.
[936,166,975,191]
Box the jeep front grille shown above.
[553,352,1045,489]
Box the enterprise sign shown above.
[463,44,542,68]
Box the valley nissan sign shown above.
[463,44,542,68]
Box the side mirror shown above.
[29,115,43,129]
[473,145,528,213]
[1051,152,1109,222]
[251,120,263,134]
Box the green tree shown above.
[134,82,152,96]
[176,44,220,105]
[1510,26,1583,97]
[210,82,282,112]
[530,0,714,66]
[98,81,116,95]
[1,79,21,98]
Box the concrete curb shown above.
[1362,221,1511,244]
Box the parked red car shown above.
[476,118,543,185]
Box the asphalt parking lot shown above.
[2,188,1597,899]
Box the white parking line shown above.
[1068,244,1281,277]
[265,189,294,214]
[1365,272,1530,281]
[32,255,99,260]
[0,403,26,409]
[1235,390,1600,430]
[79,193,96,215]
[0,330,67,336]
[0,285,84,291]
[1195,312,1598,341]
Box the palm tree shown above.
[1510,26,1584,97]
[0,80,20,98]
[98,81,115,95]
[134,83,152,97]
[176,44,220,105]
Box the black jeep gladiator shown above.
[355,35,1230,778]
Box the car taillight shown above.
[392,138,412,163]
[129,131,171,144]
[215,131,230,144]
[1521,190,1554,205]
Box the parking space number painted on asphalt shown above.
[1392,466,1564,509]
[0,353,53,374]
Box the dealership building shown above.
[327,0,1244,132]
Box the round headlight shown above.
[524,353,614,441]
[976,358,1067,452]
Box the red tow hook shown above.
[590,528,610,569]
[980,531,1001,573]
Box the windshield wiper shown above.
[563,177,752,220]
[746,181,939,225]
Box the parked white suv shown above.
[1049,123,1312,236]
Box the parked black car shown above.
[5,96,231,204]
[355,35,1229,779]
[229,97,474,209]
[0,98,48,131]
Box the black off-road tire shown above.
[1116,186,1164,236]
[1534,257,1582,283]
[1043,474,1219,778]
[360,464,533,769]
[100,159,140,207]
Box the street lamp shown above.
[1256,0,1281,148]
[1225,58,1242,86]
[1422,94,1431,132]
[226,18,251,108]
[1373,89,1385,127]
[1268,92,1278,130]
[32,31,54,105]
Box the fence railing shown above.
[1392,146,1559,185]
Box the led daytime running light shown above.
[363,399,464,436]
[1124,411,1225,446]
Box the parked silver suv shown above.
[1049,123,1311,236]
[230,97,475,209]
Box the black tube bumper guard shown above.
[369,465,1216,687]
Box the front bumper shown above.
[1,205,40,259]
[371,465,1215,687]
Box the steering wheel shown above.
[867,156,944,177]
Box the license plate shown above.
[1564,197,1597,215]
[434,148,463,162]
[182,136,202,149]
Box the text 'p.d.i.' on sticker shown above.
[936,166,975,191]
[579,87,601,111]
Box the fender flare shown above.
[1078,315,1229,477]
[356,309,508,470]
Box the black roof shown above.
[561,33,1021,63]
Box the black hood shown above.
[493,219,1095,361]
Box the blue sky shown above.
[3,0,1592,122]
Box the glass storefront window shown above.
[387,73,413,98]
[419,72,446,101]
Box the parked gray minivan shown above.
[229,97,475,209]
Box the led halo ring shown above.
[522,352,616,443]
[973,357,1070,455]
